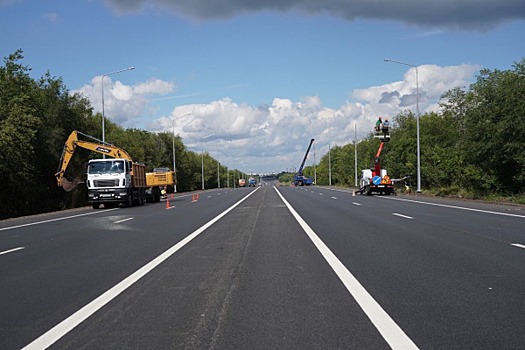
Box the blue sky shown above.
[1,0,524,173]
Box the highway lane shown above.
[1,189,251,350]
[281,186,525,349]
[1,185,524,349]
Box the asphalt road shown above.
[1,185,524,349]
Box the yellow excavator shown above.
[56,130,175,208]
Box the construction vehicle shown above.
[358,140,395,195]
[293,138,315,186]
[248,177,256,187]
[55,131,175,208]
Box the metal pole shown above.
[201,142,205,190]
[217,158,220,188]
[384,58,421,192]
[313,144,317,185]
[101,67,135,149]
[172,120,177,192]
[328,142,332,186]
[354,124,358,187]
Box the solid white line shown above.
[22,187,260,350]
[380,196,525,218]
[352,202,362,206]
[511,243,525,249]
[274,187,419,350]
[393,213,414,220]
[0,209,120,232]
[114,218,134,224]
[0,247,25,256]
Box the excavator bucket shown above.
[60,178,84,192]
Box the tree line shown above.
[308,58,525,202]
[0,50,242,220]
[2,50,524,219]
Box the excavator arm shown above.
[55,130,132,189]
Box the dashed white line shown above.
[393,213,414,220]
[0,247,25,256]
[511,243,525,249]
[319,193,324,196]
[331,196,338,200]
[352,202,362,206]
[114,218,134,224]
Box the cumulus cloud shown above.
[75,64,478,173]
[72,76,175,126]
[104,0,525,30]
[144,63,479,173]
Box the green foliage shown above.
[1,50,524,218]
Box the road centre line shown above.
[511,243,525,249]
[22,187,260,350]
[114,218,134,224]
[393,213,414,220]
[0,246,25,256]
[380,196,525,218]
[0,209,120,232]
[274,186,419,350]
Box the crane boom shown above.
[55,130,132,188]
[297,138,315,176]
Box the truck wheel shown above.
[92,203,100,209]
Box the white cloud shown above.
[148,63,479,173]
[72,76,175,126]
[75,64,479,173]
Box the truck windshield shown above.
[88,160,125,174]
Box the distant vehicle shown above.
[248,177,256,187]
[239,178,246,187]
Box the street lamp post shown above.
[201,134,215,190]
[328,142,332,186]
[101,67,135,147]
[384,58,421,192]
[172,113,191,193]
[354,123,358,187]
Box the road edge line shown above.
[22,187,259,350]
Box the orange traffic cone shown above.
[352,189,356,196]
[192,194,196,202]
[165,197,171,209]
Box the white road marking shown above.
[319,193,324,196]
[274,187,419,350]
[381,197,525,218]
[352,202,362,206]
[511,243,525,249]
[0,209,120,232]
[114,218,134,224]
[331,196,338,200]
[393,213,414,220]
[22,187,260,350]
[0,247,25,256]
